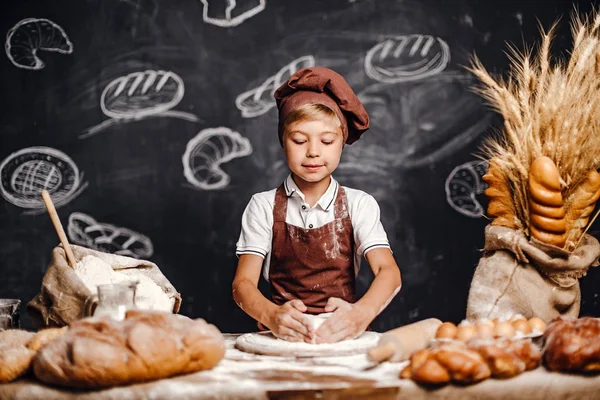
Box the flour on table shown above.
[74,255,174,312]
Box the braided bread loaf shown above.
[564,169,600,250]
[401,338,541,385]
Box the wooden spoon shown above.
[41,190,76,268]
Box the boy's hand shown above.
[315,297,375,344]
[266,300,315,343]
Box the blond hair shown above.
[282,103,342,134]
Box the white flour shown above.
[74,255,174,312]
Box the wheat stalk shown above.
[468,8,600,248]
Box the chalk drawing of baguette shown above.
[236,55,315,118]
[81,70,200,139]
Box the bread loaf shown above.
[543,317,600,373]
[564,169,600,250]
[33,310,225,389]
[0,328,66,383]
[483,158,518,228]
[528,156,566,247]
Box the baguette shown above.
[528,157,566,247]
[483,158,518,228]
[564,169,600,250]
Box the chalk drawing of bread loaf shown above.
[5,18,73,70]
[528,156,566,247]
[182,127,252,190]
[100,70,184,119]
[364,34,450,84]
[0,147,87,213]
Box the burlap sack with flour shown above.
[467,225,600,322]
[27,244,182,329]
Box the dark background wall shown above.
[1,0,599,333]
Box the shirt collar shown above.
[284,174,339,211]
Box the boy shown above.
[233,67,402,344]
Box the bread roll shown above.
[33,310,225,389]
[528,157,566,247]
[483,158,518,228]
[565,169,600,250]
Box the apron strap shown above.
[273,185,288,223]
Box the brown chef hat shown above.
[274,67,370,145]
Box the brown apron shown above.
[269,184,356,314]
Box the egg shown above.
[435,322,458,339]
[475,322,495,338]
[509,314,526,322]
[512,319,532,335]
[494,321,515,338]
[528,317,547,333]
[456,324,477,342]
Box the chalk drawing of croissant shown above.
[5,18,73,70]
[236,55,315,118]
[80,70,200,139]
[199,0,266,28]
[182,127,252,190]
[445,160,488,218]
[67,212,154,259]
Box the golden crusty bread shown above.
[0,347,36,383]
[483,158,518,229]
[528,157,566,247]
[27,327,68,352]
[0,328,68,383]
[33,310,225,389]
[564,169,600,250]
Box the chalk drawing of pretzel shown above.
[81,70,199,139]
[236,55,315,118]
[67,212,154,259]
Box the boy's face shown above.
[283,119,344,186]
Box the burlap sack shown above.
[466,225,600,322]
[27,244,182,329]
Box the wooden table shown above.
[1,334,600,399]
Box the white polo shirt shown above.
[236,174,391,280]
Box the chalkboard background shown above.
[1,0,599,333]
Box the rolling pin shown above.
[367,318,442,363]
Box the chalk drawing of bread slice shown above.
[5,18,73,70]
[182,127,252,190]
[365,34,450,83]
[445,160,488,217]
[67,212,154,259]
[101,70,185,119]
[236,55,315,118]
[0,147,87,213]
